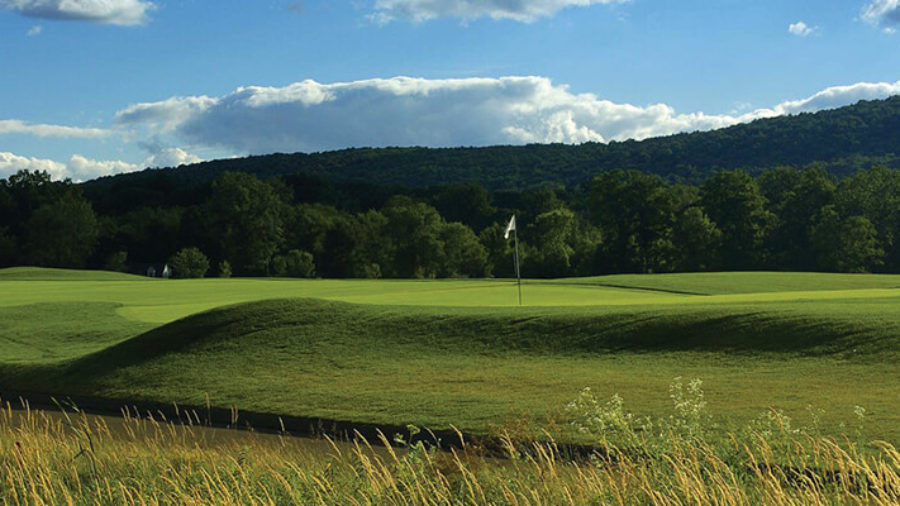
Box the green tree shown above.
[279,249,316,278]
[700,171,773,270]
[381,197,445,278]
[206,172,286,275]
[670,207,721,271]
[0,227,17,267]
[218,260,232,278]
[834,166,900,271]
[169,247,210,278]
[118,206,183,264]
[528,207,577,278]
[810,207,884,272]
[24,193,99,268]
[439,222,488,278]
[479,221,515,278]
[431,183,496,231]
[349,210,389,279]
[104,251,129,272]
[590,170,674,273]
[759,166,835,270]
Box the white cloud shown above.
[115,96,218,133]
[862,0,900,31]
[370,0,630,23]
[113,76,900,155]
[0,150,204,182]
[770,80,900,114]
[0,119,111,138]
[66,154,138,180]
[0,152,67,180]
[788,21,815,36]
[26,24,42,35]
[143,147,202,168]
[0,0,155,26]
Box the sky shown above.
[2,0,900,181]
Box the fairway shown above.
[1,267,898,442]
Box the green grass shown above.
[0,266,148,281]
[550,271,900,294]
[1,268,898,442]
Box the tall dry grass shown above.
[1,397,898,505]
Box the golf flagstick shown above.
[504,215,522,306]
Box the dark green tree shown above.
[439,222,488,278]
[103,250,129,272]
[431,183,496,231]
[277,249,316,278]
[700,171,773,270]
[24,193,99,268]
[527,207,577,278]
[206,172,286,275]
[590,170,674,273]
[834,166,900,271]
[759,166,835,270]
[810,207,884,272]
[479,221,516,278]
[218,260,232,278]
[381,197,445,278]
[670,207,721,271]
[169,247,210,278]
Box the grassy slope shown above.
[1,268,898,441]
[2,302,898,440]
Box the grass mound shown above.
[6,298,897,439]
[0,267,147,281]
[67,297,900,365]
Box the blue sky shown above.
[2,0,900,180]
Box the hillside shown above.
[83,96,900,192]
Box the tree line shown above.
[1,165,897,278]
[82,96,900,193]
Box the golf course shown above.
[1,266,897,442]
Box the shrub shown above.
[169,247,209,279]
[282,249,316,278]
[103,250,128,272]
[218,260,232,278]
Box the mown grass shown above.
[551,271,900,295]
[0,267,898,444]
[2,297,898,441]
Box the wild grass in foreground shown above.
[1,382,898,505]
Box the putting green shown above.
[3,268,899,324]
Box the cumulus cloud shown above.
[0,152,67,180]
[66,154,138,180]
[862,0,900,31]
[788,21,815,36]
[771,80,900,113]
[0,149,203,182]
[113,76,900,155]
[143,147,202,168]
[369,0,629,23]
[0,119,111,138]
[0,0,155,26]
[116,96,218,133]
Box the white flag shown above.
[504,215,516,240]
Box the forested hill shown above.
[85,95,900,192]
